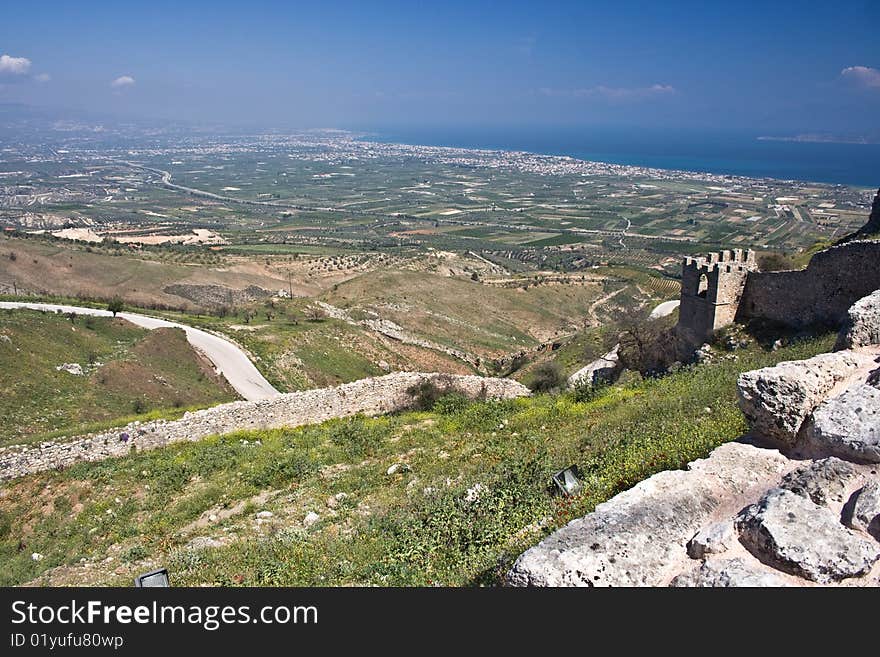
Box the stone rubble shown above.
[735,488,879,583]
[735,350,872,445]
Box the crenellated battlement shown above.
[677,249,757,349]
[683,249,756,273]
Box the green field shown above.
[0,310,237,445]
[0,333,833,586]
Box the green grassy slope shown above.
[0,310,237,445]
[0,333,833,587]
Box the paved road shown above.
[0,302,280,401]
[649,299,680,320]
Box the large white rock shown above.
[835,289,880,350]
[686,521,736,560]
[735,488,880,583]
[670,558,788,587]
[804,384,880,463]
[778,457,860,505]
[506,443,788,587]
[736,351,865,444]
[844,482,880,537]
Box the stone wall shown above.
[737,240,880,329]
[0,372,530,481]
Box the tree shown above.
[617,316,678,376]
[470,271,480,282]
[107,298,124,317]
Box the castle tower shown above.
[676,249,757,349]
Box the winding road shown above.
[648,299,680,320]
[0,302,280,401]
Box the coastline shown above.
[358,129,879,189]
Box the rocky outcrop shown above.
[804,385,880,463]
[735,351,873,444]
[735,488,879,583]
[836,290,880,350]
[778,457,860,505]
[0,372,529,481]
[505,443,790,587]
[670,558,788,587]
[507,292,880,587]
[844,483,880,538]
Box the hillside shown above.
[0,310,237,446]
[0,333,832,586]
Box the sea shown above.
[363,126,880,189]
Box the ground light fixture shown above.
[552,465,583,496]
[134,567,170,587]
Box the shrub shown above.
[757,252,796,272]
[122,544,149,562]
[528,362,564,393]
[568,378,607,403]
[432,393,470,415]
[406,376,454,411]
[107,297,125,317]
[328,416,384,458]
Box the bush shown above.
[527,362,564,393]
[757,252,796,272]
[328,416,384,458]
[406,376,454,411]
[122,544,149,562]
[432,393,470,415]
[568,378,607,403]
[617,317,679,376]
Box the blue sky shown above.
[1,0,878,134]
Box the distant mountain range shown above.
[757,133,880,145]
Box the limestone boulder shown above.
[778,457,860,505]
[736,351,864,444]
[686,521,736,560]
[735,488,880,583]
[804,384,880,463]
[670,558,788,587]
[843,482,880,538]
[835,290,880,350]
[506,443,788,587]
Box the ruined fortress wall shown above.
[738,241,880,328]
[0,372,530,481]
[678,249,756,345]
